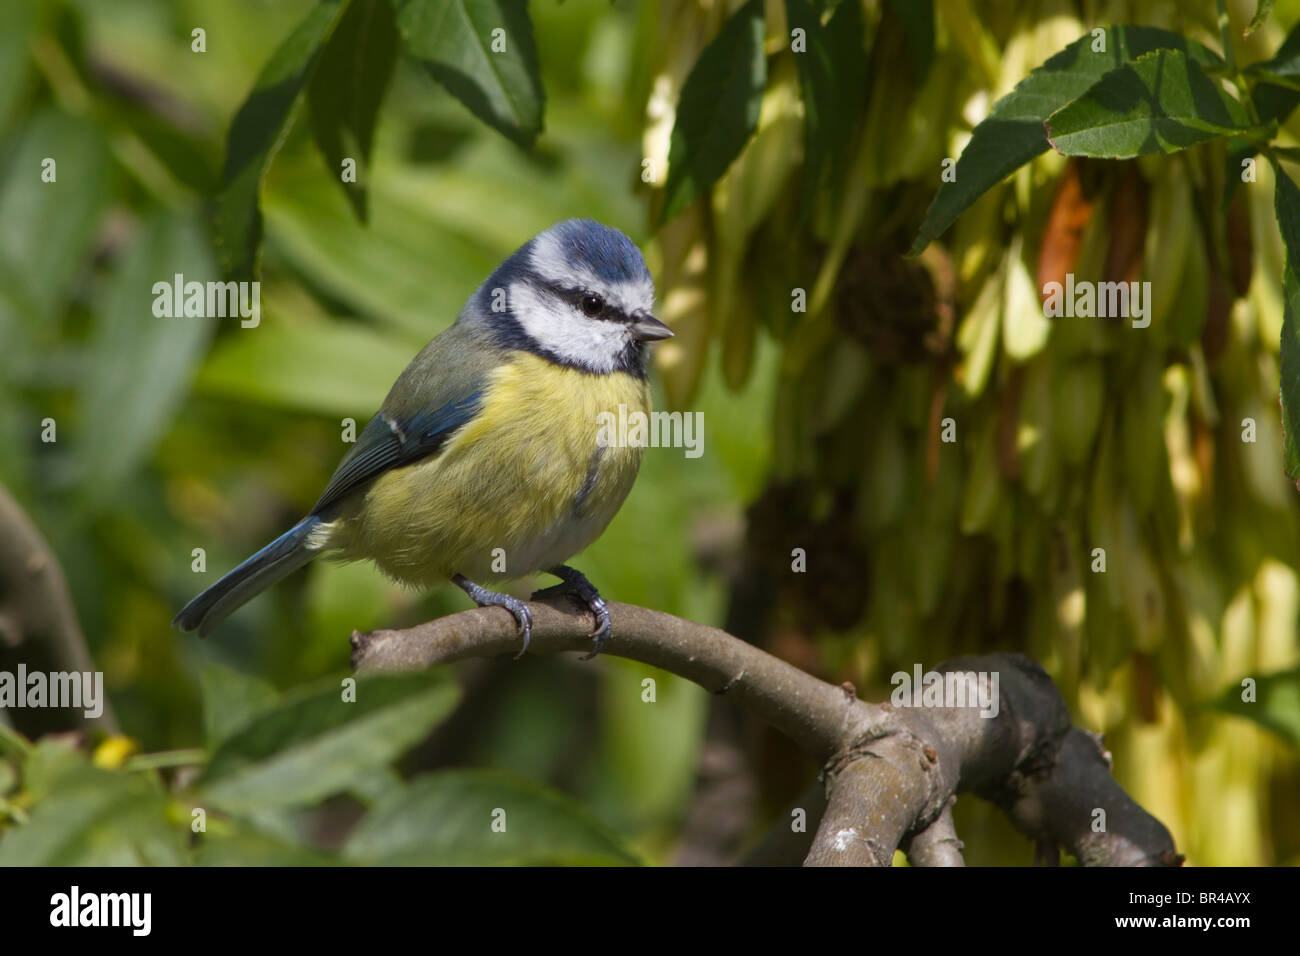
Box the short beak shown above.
[630,313,674,342]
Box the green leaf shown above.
[909,26,1223,256]
[262,169,500,338]
[106,96,220,196]
[194,819,339,866]
[785,0,861,215]
[196,673,458,813]
[660,0,766,224]
[0,0,36,135]
[0,108,108,324]
[192,308,422,416]
[73,212,215,506]
[599,666,708,826]
[213,0,350,280]
[343,769,640,865]
[200,662,281,750]
[1245,67,1300,92]
[886,0,934,83]
[308,0,399,221]
[1246,0,1275,37]
[1226,22,1300,205]
[1206,667,1300,747]
[1274,165,1300,482]
[1045,48,1262,158]
[1245,19,1300,90]
[0,742,187,865]
[394,0,543,148]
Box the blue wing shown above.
[311,389,484,517]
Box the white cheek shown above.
[510,282,627,372]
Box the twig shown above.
[903,797,965,867]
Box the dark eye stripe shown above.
[532,276,629,322]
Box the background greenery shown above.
[0,0,1297,865]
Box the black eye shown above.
[580,293,605,317]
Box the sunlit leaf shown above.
[213,0,350,279]
[1207,667,1300,747]
[1045,48,1261,158]
[395,0,543,147]
[909,26,1223,255]
[660,0,766,224]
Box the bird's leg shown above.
[453,574,533,659]
[531,565,611,659]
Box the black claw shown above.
[453,574,533,659]
[509,602,533,660]
[539,565,612,660]
[580,600,612,661]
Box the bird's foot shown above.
[532,565,611,659]
[453,574,533,659]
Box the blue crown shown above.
[538,219,650,287]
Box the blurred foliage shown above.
[0,0,1297,866]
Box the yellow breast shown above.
[330,352,650,587]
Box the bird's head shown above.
[470,219,672,376]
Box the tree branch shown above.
[0,483,117,734]
[353,599,858,759]
[903,797,965,867]
[351,597,1181,867]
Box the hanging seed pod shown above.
[1037,158,1094,295]
[1200,245,1231,361]
[1003,235,1051,361]
[1226,187,1254,299]
[1141,160,1194,336]
[1019,354,1056,498]
[956,266,1003,397]
[713,57,803,389]
[1119,349,1170,515]
[1104,161,1148,285]
[960,416,1003,534]
[652,208,711,407]
[1053,357,1106,465]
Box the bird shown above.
[174,218,672,658]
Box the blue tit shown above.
[175,219,672,657]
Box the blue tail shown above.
[174,516,323,636]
